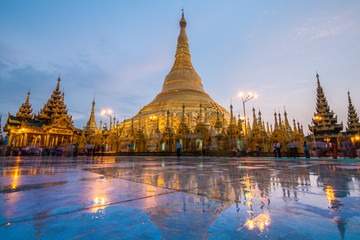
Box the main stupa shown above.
[136,11,229,120]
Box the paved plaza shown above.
[0,156,359,239]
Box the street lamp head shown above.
[238,92,244,98]
[108,109,112,114]
[101,110,106,115]
[254,94,258,99]
[248,92,252,97]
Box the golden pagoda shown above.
[135,11,229,123]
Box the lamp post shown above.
[238,92,257,143]
[311,115,322,146]
[101,109,113,130]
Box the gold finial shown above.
[180,8,186,28]
[316,72,320,88]
[56,74,61,90]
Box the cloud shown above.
[294,7,360,43]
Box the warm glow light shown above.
[243,213,271,233]
[21,128,25,131]
[108,109,112,114]
[94,197,106,205]
[248,92,252,96]
[254,94,258,99]
[101,110,106,115]
[325,186,335,204]
[238,92,244,98]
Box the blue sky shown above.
[1,0,360,133]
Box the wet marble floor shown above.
[0,156,359,239]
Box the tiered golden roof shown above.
[16,90,33,121]
[309,73,343,136]
[346,91,360,135]
[37,76,71,122]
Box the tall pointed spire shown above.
[278,113,283,130]
[310,73,343,136]
[274,112,279,130]
[346,91,360,135]
[252,107,258,129]
[84,96,98,133]
[16,90,33,121]
[37,76,71,122]
[283,109,293,134]
[56,74,61,91]
[293,119,298,133]
[138,11,229,119]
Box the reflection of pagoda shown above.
[146,195,231,239]
[309,73,343,141]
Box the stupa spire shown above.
[56,74,61,91]
[346,91,360,135]
[274,112,279,130]
[252,107,258,129]
[16,90,33,121]
[283,109,292,134]
[84,96,98,133]
[309,73,343,136]
[37,76,71,122]
[138,12,229,119]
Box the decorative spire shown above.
[316,72,320,88]
[293,119,298,133]
[252,107,258,129]
[230,104,233,125]
[278,113,283,130]
[283,109,293,134]
[346,91,360,135]
[56,74,61,91]
[274,112,279,130]
[310,73,343,136]
[84,96,98,133]
[16,90,33,121]
[37,76,71,122]
[170,11,194,73]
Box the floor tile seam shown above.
[0,190,178,227]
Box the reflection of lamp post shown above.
[238,92,257,149]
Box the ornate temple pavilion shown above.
[3,76,79,148]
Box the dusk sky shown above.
[1,0,359,133]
